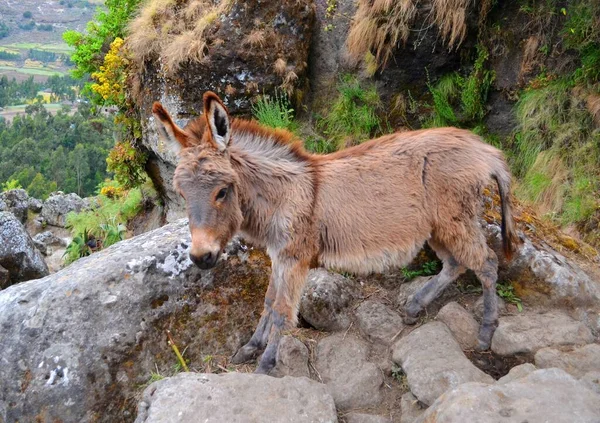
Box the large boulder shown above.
[0,212,48,287]
[0,220,272,422]
[0,189,30,223]
[484,222,600,307]
[491,312,594,356]
[41,192,88,227]
[415,369,600,423]
[436,302,479,350]
[133,0,315,219]
[135,372,337,423]
[299,268,359,331]
[315,333,383,410]
[534,344,600,378]
[392,322,494,406]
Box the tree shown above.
[27,173,57,200]
[69,144,90,196]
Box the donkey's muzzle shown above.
[190,251,218,269]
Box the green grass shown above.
[425,46,494,128]
[252,91,297,132]
[317,75,382,149]
[0,66,65,76]
[496,282,523,312]
[1,43,73,54]
[65,185,144,253]
[401,260,440,281]
[513,79,600,228]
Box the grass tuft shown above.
[252,91,297,132]
[317,75,382,149]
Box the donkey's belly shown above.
[318,241,425,275]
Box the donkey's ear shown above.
[152,102,191,154]
[203,91,231,152]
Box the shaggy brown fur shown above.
[153,92,519,374]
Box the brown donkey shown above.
[153,92,519,374]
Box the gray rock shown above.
[345,413,391,423]
[135,372,337,423]
[392,322,494,406]
[415,369,600,423]
[299,269,358,331]
[0,219,274,422]
[436,302,479,350]
[0,212,49,286]
[0,189,30,223]
[491,312,594,356]
[400,392,426,423]
[496,363,537,384]
[471,294,506,322]
[273,336,310,378]
[355,300,404,345]
[485,222,600,307]
[32,231,67,256]
[41,192,87,227]
[0,265,9,290]
[535,344,600,378]
[315,334,383,410]
[28,197,43,213]
[580,371,600,395]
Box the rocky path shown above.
[1,216,599,422]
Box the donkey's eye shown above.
[215,187,228,201]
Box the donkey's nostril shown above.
[189,251,218,269]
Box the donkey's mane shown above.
[184,115,311,163]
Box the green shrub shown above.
[63,230,92,264]
[65,182,143,261]
[318,75,382,149]
[513,80,600,227]
[426,46,494,128]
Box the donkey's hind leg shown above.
[473,248,499,350]
[404,256,465,324]
[404,240,466,324]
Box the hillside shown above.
[0,0,102,81]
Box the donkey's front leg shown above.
[231,276,278,364]
[255,256,310,375]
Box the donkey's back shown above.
[314,127,512,274]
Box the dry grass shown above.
[432,0,474,50]
[127,0,231,74]
[273,58,287,77]
[244,30,266,48]
[586,93,600,126]
[346,0,417,68]
[519,35,541,79]
[347,0,491,69]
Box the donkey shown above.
[152,91,519,374]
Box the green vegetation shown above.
[0,22,9,39]
[317,75,382,150]
[426,46,495,128]
[513,80,599,226]
[65,182,143,243]
[252,91,297,132]
[0,102,114,198]
[65,0,147,189]
[63,230,93,264]
[401,260,440,281]
[496,282,523,312]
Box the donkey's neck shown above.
[228,121,314,248]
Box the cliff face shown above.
[131,0,315,220]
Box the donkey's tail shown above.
[492,165,519,261]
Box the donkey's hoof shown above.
[403,314,419,325]
[231,343,260,364]
[476,338,491,351]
